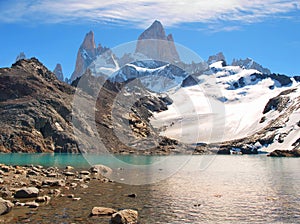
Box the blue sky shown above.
[0,0,299,78]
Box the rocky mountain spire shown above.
[71,31,102,81]
[81,31,96,50]
[15,52,26,62]
[53,63,64,81]
[135,20,180,63]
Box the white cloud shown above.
[0,0,299,28]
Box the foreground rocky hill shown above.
[0,59,80,152]
[0,58,184,154]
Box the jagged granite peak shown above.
[53,63,64,81]
[81,31,96,50]
[138,20,166,40]
[135,20,180,62]
[207,52,226,65]
[232,57,271,75]
[71,31,109,81]
[15,52,26,62]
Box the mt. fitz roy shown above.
[0,20,299,156]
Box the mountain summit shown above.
[135,20,180,62]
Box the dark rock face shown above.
[294,76,300,82]
[263,89,296,114]
[181,75,199,87]
[0,58,81,153]
[268,149,300,157]
[270,73,292,86]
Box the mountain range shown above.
[1,20,299,155]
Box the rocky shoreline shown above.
[0,164,138,224]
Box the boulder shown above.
[110,209,138,224]
[90,165,112,176]
[0,198,14,215]
[42,179,65,187]
[90,207,116,216]
[14,187,39,198]
[0,187,12,198]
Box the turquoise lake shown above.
[1,154,300,223]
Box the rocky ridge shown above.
[0,58,78,152]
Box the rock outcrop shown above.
[53,63,64,81]
[268,149,300,157]
[135,20,180,62]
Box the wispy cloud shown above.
[0,0,299,28]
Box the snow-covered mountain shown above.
[150,58,299,153]
[110,60,188,93]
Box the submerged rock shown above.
[90,207,116,216]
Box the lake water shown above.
[2,154,300,223]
